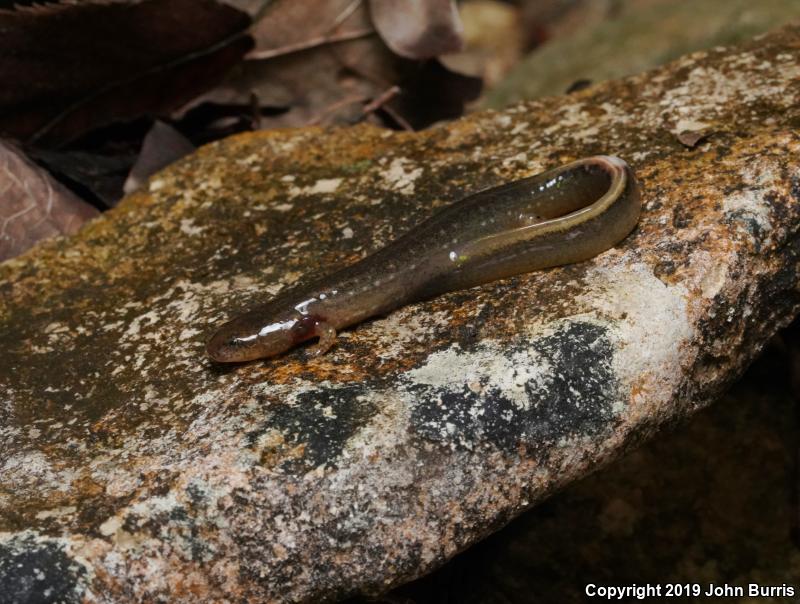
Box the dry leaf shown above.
[0,0,251,146]
[676,129,712,148]
[29,148,134,209]
[369,0,464,59]
[179,0,479,131]
[439,0,525,85]
[246,0,373,58]
[0,141,98,261]
[217,0,270,16]
[124,121,195,194]
[566,78,593,93]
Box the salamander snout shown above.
[206,330,257,363]
[206,315,296,363]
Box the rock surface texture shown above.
[3,25,800,604]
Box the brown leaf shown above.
[246,0,373,58]
[368,0,464,59]
[0,141,98,261]
[124,121,195,195]
[29,148,134,209]
[438,0,525,86]
[0,0,252,146]
[217,0,270,16]
[176,0,374,125]
[178,0,480,131]
[566,78,593,93]
[676,129,712,148]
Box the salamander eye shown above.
[291,315,319,338]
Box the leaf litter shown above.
[0,0,480,258]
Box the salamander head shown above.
[206,311,322,363]
[206,313,294,363]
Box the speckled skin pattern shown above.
[207,156,640,362]
[3,24,800,604]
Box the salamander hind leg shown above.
[306,321,337,357]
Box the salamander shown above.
[206,155,641,363]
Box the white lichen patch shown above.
[538,101,622,145]
[178,327,202,341]
[501,152,528,169]
[673,118,711,133]
[1,451,58,485]
[121,309,161,341]
[0,450,81,504]
[98,516,122,537]
[179,218,205,236]
[718,152,792,248]
[380,158,424,195]
[688,250,731,300]
[544,102,587,132]
[510,122,528,135]
[577,262,694,411]
[405,340,553,411]
[335,396,410,477]
[288,178,343,198]
[37,321,75,351]
[370,307,453,361]
[729,150,786,189]
[654,54,800,131]
[35,505,77,521]
[723,190,773,242]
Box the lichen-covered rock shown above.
[2,24,800,604]
[378,347,800,602]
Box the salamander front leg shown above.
[306,321,337,357]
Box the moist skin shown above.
[206,155,642,363]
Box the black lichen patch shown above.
[125,501,213,564]
[671,204,694,229]
[260,384,378,473]
[763,190,800,251]
[724,203,769,253]
[517,322,619,442]
[791,175,800,203]
[0,535,85,604]
[409,322,620,453]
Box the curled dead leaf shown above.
[438,0,525,86]
[676,129,712,148]
[0,141,98,261]
[124,121,195,195]
[369,0,464,59]
[246,0,374,59]
[180,0,479,132]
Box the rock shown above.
[2,23,800,603]
[485,0,800,107]
[378,346,800,602]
